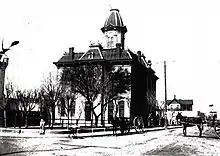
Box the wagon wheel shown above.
[214,122,220,138]
[133,117,144,133]
[120,122,131,134]
[123,125,130,134]
[120,128,125,135]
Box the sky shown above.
[1,0,220,115]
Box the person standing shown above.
[40,118,45,135]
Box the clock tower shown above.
[101,9,127,50]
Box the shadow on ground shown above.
[0,143,120,155]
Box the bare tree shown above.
[4,78,17,127]
[40,72,64,128]
[75,97,85,126]
[61,85,76,129]
[92,66,131,125]
[61,65,102,127]
[5,79,17,100]
[61,65,131,127]
[16,89,38,128]
[167,103,181,125]
[103,66,131,116]
[145,91,157,126]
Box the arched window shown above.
[70,101,76,116]
[60,98,65,117]
[108,101,114,123]
[88,52,94,59]
[119,100,124,117]
[85,101,91,121]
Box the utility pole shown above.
[0,40,19,127]
[164,60,168,129]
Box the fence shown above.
[54,118,112,128]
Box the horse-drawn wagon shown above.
[111,116,144,135]
[176,112,220,138]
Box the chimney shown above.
[3,57,9,64]
[116,43,121,57]
[69,47,75,59]
[174,95,176,99]
[147,60,152,68]
[137,51,141,63]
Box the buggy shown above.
[111,116,144,135]
[176,112,220,138]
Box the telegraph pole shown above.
[164,60,168,129]
[0,40,19,127]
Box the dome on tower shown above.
[101,9,127,33]
[104,9,124,27]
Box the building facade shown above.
[54,9,158,127]
[0,57,8,127]
[167,95,194,125]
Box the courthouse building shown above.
[54,9,159,127]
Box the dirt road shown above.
[0,126,219,155]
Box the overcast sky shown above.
[1,0,220,114]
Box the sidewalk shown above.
[0,125,182,138]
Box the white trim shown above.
[126,50,132,59]
[114,12,117,26]
[118,13,122,26]
[142,57,148,67]
[97,47,104,59]
[79,51,87,60]
[79,47,103,60]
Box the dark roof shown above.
[102,49,131,60]
[54,47,132,67]
[79,48,103,60]
[167,98,193,106]
[57,52,84,63]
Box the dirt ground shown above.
[0,125,219,156]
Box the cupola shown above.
[101,9,127,50]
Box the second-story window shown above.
[88,52,94,59]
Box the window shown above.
[119,100,124,117]
[187,105,192,111]
[181,105,186,111]
[114,34,118,43]
[59,98,65,117]
[108,101,114,123]
[70,102,76,116]
[85,101,91,121]
[88,52,94,59]
[176,105,180,110]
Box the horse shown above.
[176,112,203,137]
[111,117,131,135]
[111,117,120,135]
